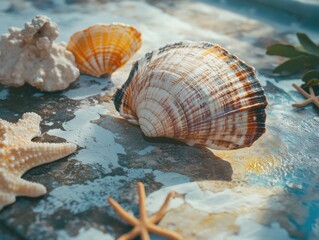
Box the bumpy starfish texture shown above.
[0,112,77,210]
[108,182,183,240]
[292,83,319,108]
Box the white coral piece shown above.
[0,15,80,92]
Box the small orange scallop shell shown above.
[67,23,142,77]
[113,41,267,150]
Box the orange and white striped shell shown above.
[67,23,142,77]
[113,41,267,150]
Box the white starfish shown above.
[0,112,77,210]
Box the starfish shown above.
[292,83,319,108]
[0,112,77,210]
[108,182,183,240]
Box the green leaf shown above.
[297,33,319,57]
[302,70,319,83]
[305,79,319,88]
[266,44,306,58]
[273,55,319,76]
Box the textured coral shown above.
[0,15,79,91]
[0,112,77,210]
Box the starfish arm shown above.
[0,173,46,210]
[108,197,139,225]
[141,227,151,240]
[0,171,46,197]
[118,227,140,240]
[0,192,15,210]
[292,83,310,98]
[148,223,183,240]
[4,113,42,142]
[7,142,77,175]
[308,87,319,107]
[292,98,314,107]
[18,113,42,139]
[14,178,46,197]
[150,192,175,223]
[313,95,319,108]
[0,122,7,147]
[137,182,148,221]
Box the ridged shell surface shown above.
[113,41,267,150]
[67,23,142,77]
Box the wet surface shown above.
[0,0,318,239]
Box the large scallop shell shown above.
[67,23,142,77]
[113,41,267,150]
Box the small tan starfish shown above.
[108,182,183,240]
[0,112,77,210]
[292,83,319,108]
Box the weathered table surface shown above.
[0,0,318,239]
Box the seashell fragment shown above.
[113,41,267,150]
[0,15,80,92]
[67,23,142,77]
